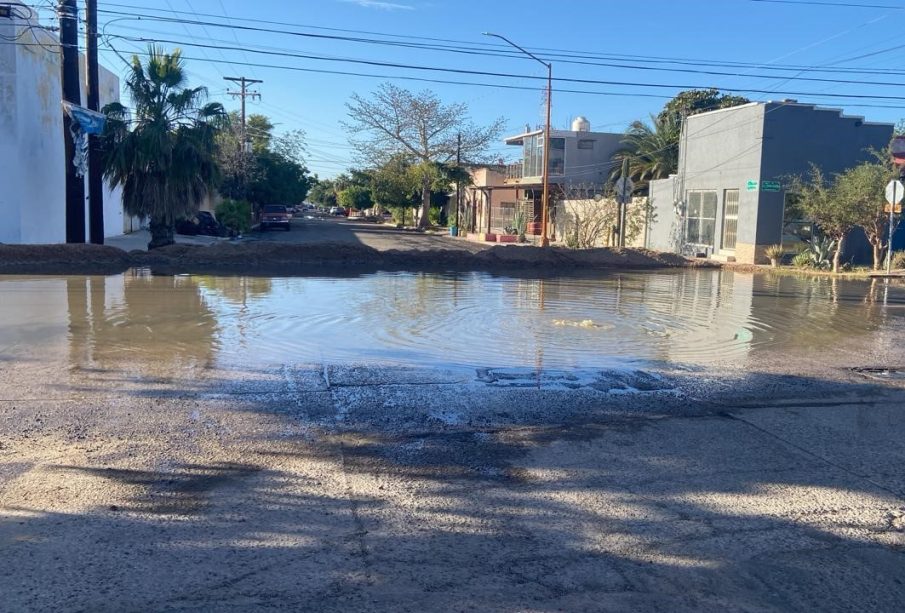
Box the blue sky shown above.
[77,0,905,178]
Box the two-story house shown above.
[497,117,624,237]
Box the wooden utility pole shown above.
[85,0,104,244]
[540,62,552,247]
[224,76,262,150]
[454,132,461,231]
[59,0,85,243]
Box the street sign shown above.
[614,177,634,204]
[884,203,903,214]
[761,180,781,192]
[746,180,758,192]
[885,179,904,205]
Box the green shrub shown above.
[428,206,442,226]
[806,236,836,270]
[764,244,785,261]
[391,207,409,226]
[792,251,812,268]
[215,199,251,233]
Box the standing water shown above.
[0,269,903,371]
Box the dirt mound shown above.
[0,244,131,274]
[0,241,709,276]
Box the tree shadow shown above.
[3,360,905,610]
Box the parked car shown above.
[260,204,292,231]
[175,211,231,237]
[329,206,347,216]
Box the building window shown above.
[522,135,565,177]
[549,137,565,175]
[722,189,739,250]
[686,190,717,246]
[577,139,595,150]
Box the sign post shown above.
[614,175,634,248]
[884,179,903,274]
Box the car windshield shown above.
[263,205,286,213]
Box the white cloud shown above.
[339,0,415,10]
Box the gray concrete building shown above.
[497,117,623,236]
[646,101,893,264]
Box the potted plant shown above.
[765,244,785,268]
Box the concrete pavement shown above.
[1,353,904,611]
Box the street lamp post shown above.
[484,32,552,247]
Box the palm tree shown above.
[610,113,681,188]
[102,46,226,248]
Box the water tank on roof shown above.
[572,116,591,132]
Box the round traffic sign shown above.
[885,180,904,205]
[614,177,635,204]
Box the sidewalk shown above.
[105,229,232,251]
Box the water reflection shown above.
[62,272,219,370]
[0,270,902,371]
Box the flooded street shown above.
[2,268,904,372]
[2,269,905,611]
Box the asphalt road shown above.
[250,215,489,253]
[2,344,905,610]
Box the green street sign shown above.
[746,180,759,192]
[762,180,781,192]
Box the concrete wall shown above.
[647,176,680,252]
[559,131,624,186]
[681,103,765,259]
[757,103,892,261]
[0,4,125,244]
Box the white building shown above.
[0,2,130,245]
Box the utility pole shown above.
[540,62,552,247]
[454,132,461,232]
[482,33,552,246]
[59,0,85,243]
[224,76,262,150]
[85,0,103,244]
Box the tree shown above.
[611,113,681,185]
[835,156,896,270]
[338,185,373,212]
[308,178,338,208]
[369,154,419,217]
[246,113,274,153]
[102,46,225,248]
[659,88,750,122]
[217,112,312,208]
[247,150,312,206]
[789,165,862,273]
[344,83,503,229]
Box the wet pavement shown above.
[1,270,905,611]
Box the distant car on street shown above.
[176,211,231,237]
[329,206,347,216]
[260,204,292,231]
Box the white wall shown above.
[0,3,125,245]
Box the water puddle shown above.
[0,269,903,371]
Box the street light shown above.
[483,32,552,247]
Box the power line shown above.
[98,20,905,89]
[96,32,905,102]
[750,0,904,8]
[93,6,905,82]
